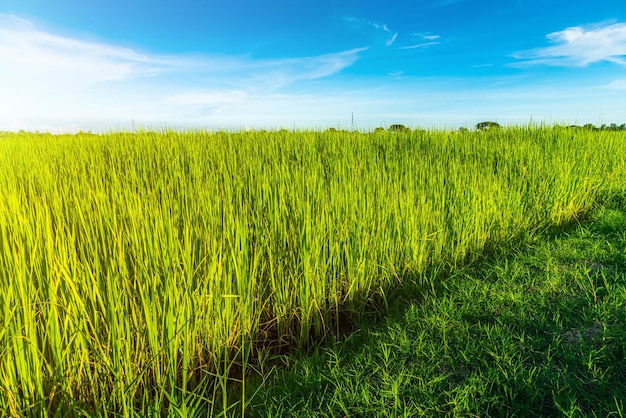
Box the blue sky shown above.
[1,0,625,132]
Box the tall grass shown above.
[0,127,625,415]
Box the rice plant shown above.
[0,126,624,416]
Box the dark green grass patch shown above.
[247,202,626,417]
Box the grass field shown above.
[0,127,625,416]
[247,196,626,417]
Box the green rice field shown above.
[1,126,625,416]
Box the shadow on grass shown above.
[244,196,626,417]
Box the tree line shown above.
[569,123,626,131]
[372,122,626,132]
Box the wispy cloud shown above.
[0,13,366,89]
[414,33,441,41]
[0,14,171,85]
[401,33,441,50]
[1,13,621,132]
[431,0,464,8]
[605,79,626,89]
[343,17,398,47]
[0,13,366,131]
[512,22,626,66]
[401,42,440,50]
[251,48,368,87]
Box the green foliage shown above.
[388,124,408,132]
[249,203,626,416]
[476,121,502,130]
[0,127,625,415]
[572,123,626,131]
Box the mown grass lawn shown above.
[246,197,626,417]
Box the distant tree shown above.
[583,123,597,131]
[458,127,469,133]
[620,124,626,131]
[374,127,386,133]
[389,124,409,132]
[475,121,501,131]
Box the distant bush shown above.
[476,121,501,131]
[568,123,626,131]
[389,124,409,132]
[601,123,626,131]
[374,127,386,133]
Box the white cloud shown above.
[1,14,623,132]
[401,42,440,50]
[343,16,398,47]
[252,48,368,87]
[0,13,366,132]
[513,22,626,66]
[412,33,441,41]
[605,79,626,89]
[0,14,182,86]
[401,33,441,50]
[0,13,365,88]
[386,33,398,46]
[431,0,464,7]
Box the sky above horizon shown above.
[1,0,626,132]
